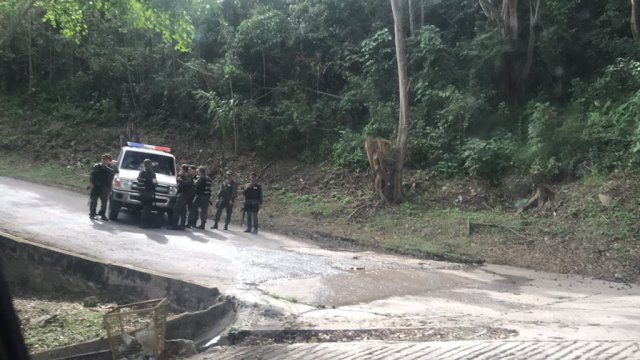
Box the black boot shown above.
[211,222,218,229]
[196,223,205,229]
[223,223,228,230]
[244,228,251,233]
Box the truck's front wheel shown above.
[164,208,173,222]
[109,200,121,221]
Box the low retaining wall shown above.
[0,232,237,360]
[0,233,218,311]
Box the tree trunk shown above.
[632,0,640,41]
[519,0,540,90]
[262,49,266,88]
[501,0,519,40]
[365,137,394,202]
[409,0,415,37]
[233,111,238,155]
[27,9,33,91]
[390,0,410,203]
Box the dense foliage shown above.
[1,0,639,180]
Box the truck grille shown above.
[131,182,171,194]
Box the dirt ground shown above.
[227,327,518,346]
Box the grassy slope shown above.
[1,101,638,284]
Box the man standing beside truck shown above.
[137,159,157,228]
[89,153,114,221]
[189,166,213,229]
[169,164,194,230]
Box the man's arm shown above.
[89,164,98,187]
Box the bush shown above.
[331,129,368,171]
[462,133,517,180]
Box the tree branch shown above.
[305,87,342,100]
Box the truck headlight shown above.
[113,177,133,190]
[169,186,177,195]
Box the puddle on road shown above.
[259,268,476,307]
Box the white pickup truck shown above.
[108,142,178,220]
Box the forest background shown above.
[0,0,639,283]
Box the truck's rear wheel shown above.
[109,200,121,221]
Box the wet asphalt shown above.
[0,176,639,342]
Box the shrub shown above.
[462,133,517,180]
[331,129,368,171]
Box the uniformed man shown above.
[188,166,212,229]
[242,172,263,234]
[137,159,157,228]
[89,153,114,220]
[186,164,198,227]
[212,170,237,230]
[169,164,194,230]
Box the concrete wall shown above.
[0,233,218,311]
[0,233,237,360]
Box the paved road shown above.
[199,340,640,360]
[0,176,639,358]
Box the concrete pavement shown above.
[197,340,640,360]
[1,176,639,359]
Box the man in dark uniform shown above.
[89,153,114,220]
[188,166,212,229]
[137,159,157,228]
[186,165,198,227]
[242,172,263,234]
[169,164,194,230]
[212,170,237,230]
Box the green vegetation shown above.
[23,308,104,352]
[13,295,107,352]
[2,0,640,179]
[0,1,639,282]
[0,153,89,189]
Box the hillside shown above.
[0,107,638,284]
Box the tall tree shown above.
[390,0,409,202]
[478,0,541,95]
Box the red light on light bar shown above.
[126,141,171,152]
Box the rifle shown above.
[240,205,246,227]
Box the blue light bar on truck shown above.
[127,142,172,153]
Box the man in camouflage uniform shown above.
[169,164,194,230]
[242,172,263,234]
[137,159,157,228]
[89,153,114,220]
[188,166,213,229]
[212,170,237,230]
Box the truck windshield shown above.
[120,151,176,176]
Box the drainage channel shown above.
[0,233,237,360]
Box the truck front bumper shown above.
[111,189,176,209]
